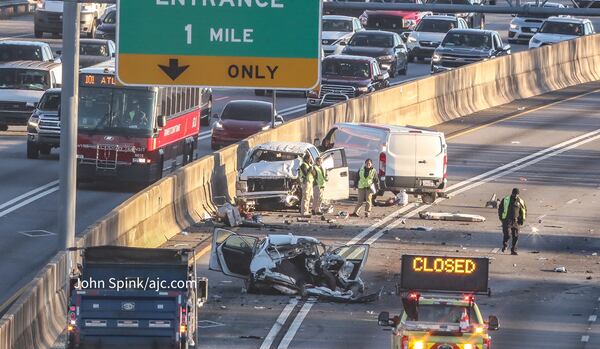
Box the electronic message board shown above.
[400,255,489,294]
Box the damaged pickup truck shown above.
[209,228,379,303]
[236,142,349,208]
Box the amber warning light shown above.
[401,255,489,294]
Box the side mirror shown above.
[157,115,167,128]
[212,113,219,119]
[313,137,321,146]
[378,311,392,327]
[95,18,102,26]
[487,315,499,331]
[376,73,388,81]
[338,41,347,46]
[502,44,511,52]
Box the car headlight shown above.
[378,55,395,62]
[213,121,224,130]
[531,38,541,44]
[407,36,417,43]
[261,124,271,131]
[28,116,40,127]
[357,86,370,93]
[236,181,248,192]
[510,23,519,30]
[432,53,441,62]
[413,341,424,349]
[37,1,45,9]
[403,19,416,28]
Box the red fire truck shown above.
[76,61,212,186]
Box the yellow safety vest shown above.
[501,196,527,221]
[358,166,375,189]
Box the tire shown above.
[399,62,407,75]
[34,30,43,38]
[421,192,436,204]
[27,142,39,159]
[0,124,7,131]
[388,63,397,78]
[39,144,51,155]
[201,98,211,126]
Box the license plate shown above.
[422,180,435,187]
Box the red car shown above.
[360,3,431,40]
[211,100,284,150]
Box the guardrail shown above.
[1,34,600,349]
[0,0,34,18]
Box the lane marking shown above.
[277,301,314,349]
[0,180,58,211]
[0,33,33,41]
[566,198,577,205]
[491,247,500,254]
[0,184,59,219]
[589,315,597,322]
[446,88,600,141]
[272,128,600,348]
[259,298,299,349]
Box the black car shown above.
[306,55,389,112]
[431,29,510,74]
[95,6,116,41]
[78,39,115,68]
[341,30,408,77]
[426,0,486,29]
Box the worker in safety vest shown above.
[351,159,377,218]
[498,187,527,255]
[312,157,328,215]
[298,153,315,217]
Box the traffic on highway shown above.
[0,0,599,349]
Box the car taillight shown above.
[179,305,188,334]
[443,153,447,179]
[484,338,491,349]
[400,335,408,349]
[379,152,386,177]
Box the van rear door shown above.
[386,133,417,187]
[415,133,445,180]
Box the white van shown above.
[319,123,447,203]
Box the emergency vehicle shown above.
[378,254,499,349]
[76,60,212,186]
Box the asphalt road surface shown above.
[191,81,600,349]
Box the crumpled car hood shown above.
[240,159,300,180]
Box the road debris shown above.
[338,211,349,219]
[396,190,409,206]
[485,193,498,208]
[554,266,567,273]
[216,203,243,227]
[419,212,486,222]
[410,226,433,232]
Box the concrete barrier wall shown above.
[2,34,600,349]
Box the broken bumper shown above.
[237,190,299,207]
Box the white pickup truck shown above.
[33,1,108,38]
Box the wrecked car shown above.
[236,142,349,208]
[209,228,379,303]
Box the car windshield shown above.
[80,43,109,57]
[78,86,155,136]
[221,102,272,122]
[416,19,457,33]
[442,32,492,49]
[349,33,394,48]
[539,21,584,36]
[323,60,371,78]
[0,45,44,62]
[38,92,60,111]
[0,68,50,91]
[246,149,301,165]
[408,304,474,324]
[366,16,404,31]
[323,19,353,32]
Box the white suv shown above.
[508,2,565,44]
[406,15,468,62]
[321,15,364,56]
[529,17,595,49]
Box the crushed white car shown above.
[236,142,349,208]
[209,228,380,303]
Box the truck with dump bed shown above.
[66,246,207,349]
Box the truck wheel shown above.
[0,123,7,131]
[39,145,51,155]
[421,193,436,204]
[27,142,39,159]
[34,30,43,38]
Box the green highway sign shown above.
[117,0,322,89]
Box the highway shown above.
[0,8,599,349]
[193,81,600,349]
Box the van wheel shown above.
[421,193,436,204]
[27,142,39,159]
[39,145,51,155]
